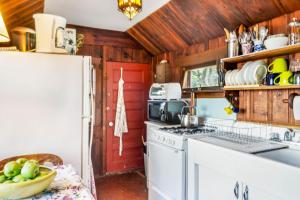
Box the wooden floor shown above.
[96,171,148,200]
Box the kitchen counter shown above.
[188,137,300,200]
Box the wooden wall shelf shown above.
[224,85,300,91]
[221,44,300,64]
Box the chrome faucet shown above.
[284,129,295,142]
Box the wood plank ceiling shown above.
[0,0,44,33]
[127,0,300,55]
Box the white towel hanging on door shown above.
[114,67,128,156]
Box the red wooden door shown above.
[106,62,150,173]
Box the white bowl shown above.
[264,35,288,50]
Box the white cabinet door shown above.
[243,184,282,200]
[190,163,240,200]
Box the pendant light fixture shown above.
[118,0,142,20]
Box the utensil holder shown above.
[241,43,252,55]
[227,39,239,58]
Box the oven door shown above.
[148,141,186,200]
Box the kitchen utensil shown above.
[227,39,239,57]
[290,59,300,72]
[33,14,68,54]
[254,24,259,39]
[0,166,56,199]
[293,96,300,120]
[11,27,36,52]
[264,34,288,50]
[238,24,245,35]
[224,28,230,40]
[293,72,300,85]
[274,71,294,85]
[265,73,279,86]
[259,26,268,41]
[268,58,288,73]
[289,17,300,45]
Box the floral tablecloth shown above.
[25,165,95,200]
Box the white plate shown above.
[225,70,232,85]
[230,69,239,85]
[248,60,266,84]
[241,61,253,85]
[253,63,267,84]
[236,70,244,85]
[243,61,254,85]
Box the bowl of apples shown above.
[0,158,56,199]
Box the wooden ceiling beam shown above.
[127,0,300,55]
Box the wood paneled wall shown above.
[153,10,300,128]
[73,25,151,177]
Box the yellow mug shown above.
[274,71,293,85]
[268,58,288,73]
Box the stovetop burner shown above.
[159,126,216,135]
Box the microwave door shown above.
[148,101,165,122]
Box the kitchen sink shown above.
[257,148,300,168]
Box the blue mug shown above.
[265,73,279,86]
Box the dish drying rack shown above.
[203,120,269,146]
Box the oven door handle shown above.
[148,141,183,152]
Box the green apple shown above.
[3,161,21,178]
[29,159,39,167]
[16,158,28,166]
[12,174,26,183]
[21,161,39,179]
[3,180,14,184]
[0,175,6,183]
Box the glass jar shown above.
[290,59,300,72]
[288,17,300,45]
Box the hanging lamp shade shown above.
[118,0,142,20]
[0,12,9,42]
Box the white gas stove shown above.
[148,126,216,150]
[147,125,216,200]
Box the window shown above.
[183,64,219,88]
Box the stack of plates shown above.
[225,60,267,86]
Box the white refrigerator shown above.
[0,52,95,189]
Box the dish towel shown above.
[114,67,128,156]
